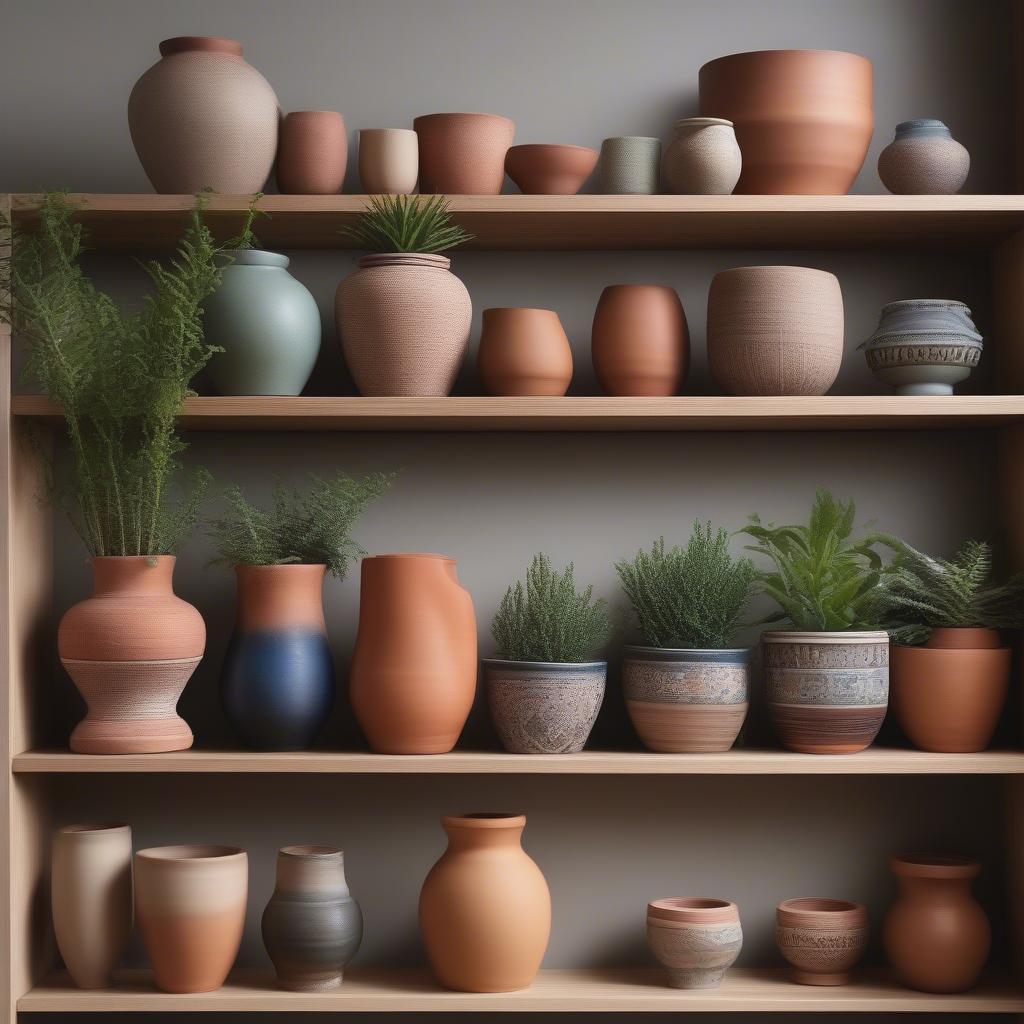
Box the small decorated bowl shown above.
[775,897,868,986]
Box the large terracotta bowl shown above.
[505,144,598,195]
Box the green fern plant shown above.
[208,472,394,579]
[616,523,755,649]
[341,194,474,253]
[492,554,611,662]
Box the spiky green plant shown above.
[208,472,394,579]
[871,539,1024,645]
[740,490,892,632]
[616,523,755,649]
[341,194,474,253]
[492,553,611,663]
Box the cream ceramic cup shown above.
[358,128,419,194]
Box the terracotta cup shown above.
[358,128,419,194]
[276,111,347,194]
[135,845,248,993]
[775,898,868,986]
[414,113,515,194]
[591,285,689,396]
[646,898,743,989]
[505,144,598,195]
[478,307,574,396]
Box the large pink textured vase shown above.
[128,36,279,194]
[58,557,205,754]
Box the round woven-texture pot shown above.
[646,898,743,989]
[775,898,868,986]
[878,120,969,195]
[707,266,844,396]
[663,118,742,195]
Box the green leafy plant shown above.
[208,472,394,579]
[492,553,611,662]
[341,194,474,253]
[740,490,891,632]
[616,523,755,649]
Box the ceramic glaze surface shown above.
[478,307,574,396]
[358,129,419,194]
[598,137,661,194]
[276,111,347,195]
[775,898,868,986]
[663,118,742,195]
[878,119,970,195]
[414,112,514,194]
[646,898,743,989]
[505,144,598,195]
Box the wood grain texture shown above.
[994,229,1024,394]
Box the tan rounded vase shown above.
[478,307,573,396]
[58,556,205,754]
[337,254,472,396]
[420,813,550,992]
[349,554,477,754]
[414,113,515,194]
[707,266,844,396]
[775,898,868,985]
[276,111,347,195]
[663,118,742,195]
[699,49,873,194]
[128,36,279,194]
[135,845,248,993]
[358,129,419,194]
[51,823,133,989]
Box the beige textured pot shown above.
[707,266,844,396]
[337,254,472,396]
[663,118,742,195]
[52,823,133,989]
[358,129,419,194]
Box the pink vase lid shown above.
[159,36,244,57]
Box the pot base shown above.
[627,701,747,753]
[666,968,725,989]
[277,972,343,992]
[70,717,194,755]
[896,382,954,396]
[791,969,850,986]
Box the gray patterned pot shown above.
[483,660,605,754]
[762,631,889,755]
[647,898,743,989]
[623,647,749,752]
[878,119,969,195]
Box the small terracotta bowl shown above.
[775,897,868,986]
[505,144,599,195]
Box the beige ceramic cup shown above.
[358,128,419,194]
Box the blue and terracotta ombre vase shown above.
[222,564,334,750]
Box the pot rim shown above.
[234,561,327,573]
[221,249,290,269]
[56,821,130,837]
[623,645,750,656]
[673,117,734,129]
[776,896,867,918]
[358,253,451,270]
[159,36,243,58]
[280,844,343,859]
[761,630,889,644]
[414,111,515,126]
[601,135,661,144]
[890,853,981,879]
[358,127,417,137]
[136,844,247,863]
[647,896,738,922]
[713,265,838,280]
[88,554,176,564]
[483,306,560,316]
[363,552,454,563]
[507,143,598,155]
[284,109,344,119]
[482,658,607,670]
[442,812,526,829]
[879,298,971,312]
[700,48,871,68]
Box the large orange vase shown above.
[58,556,205,754]
[349,554,476,754]
[419,813,551,992]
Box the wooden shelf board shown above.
[13,747,1024,775]
[12,394,1024,433]
[11,193,1024,251]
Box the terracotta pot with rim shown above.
[505,144,598,195]
[276,111,347,195]
[414,113,515,194]
[478,307,573,396]
[775,897,868,985]
[646,897,743,989]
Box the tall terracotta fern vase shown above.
[58,556,205,754]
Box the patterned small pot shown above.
[646,898,742,989]
[663,118,742,195]
[878,120,969,195]
[483,660,605,754]
[623,648,749,752]
[775,897,869,986]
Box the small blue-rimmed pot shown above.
[482,659,606,754]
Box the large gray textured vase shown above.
[483,660,606,753]
[204,250,321,396]
[261,845,363,991]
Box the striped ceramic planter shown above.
[623,647,750,753]
[761,631,889,754]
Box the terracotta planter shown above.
[128,36,279,194]
[478,308,573,396]
[262,845,363,992]
[337,254,472,396]
[222,564,334,751]
[646,898,742,989]
[350,554,476,754]
[483,660,605,753]
[878,120,970,196]
[276,111,347,195]
[358,128,418,194]
[775,898,868,986]
[51,823,133,989]
[884,855,990,993]
[135,845,247,993]
[699,49,873,194]
[762,631,889,754]
[663,118,742,195]
[58,556,204,754]
[505,144,598,195]
[623,647,749,753]
[598,137,661,194]
[420,813,550,992]
[414,113,515,195]
[891,627,1010,753]
[591,285,689,396]
[707,266,844,396]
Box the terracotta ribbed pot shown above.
[358,129,418,194]
[414,113,515,194]
[591,285,689,396]
[420,813,550,992]
[58,556,204,754]
[262,845,363,992]
[135,845,247,993]
[51,823,133,989]
[762,631,889,754]
[276,111,347,195]
[699,49,873,194]
[478,307,573,396]
[878,120,970,195]
[128,37,279,194]
[350,554,476,754]
[646,898,743,989]
[707,266,844,396]
[775,898,868,986]
[505,144,598,195]
[663,118,742,195]
[623,648,749,753]
[891,627,1010,753]
[884,855,990,993]
[222,564,334,751]
[337,254,472,396]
